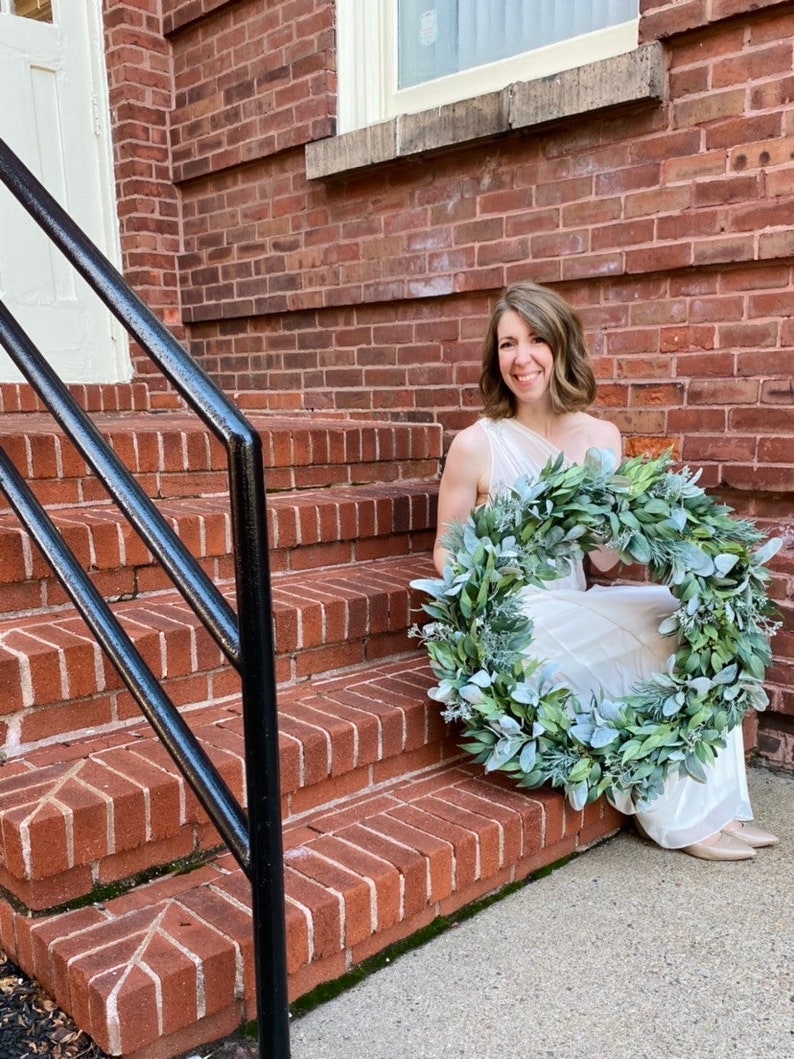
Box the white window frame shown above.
[336,0,640,133]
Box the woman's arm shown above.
[433,424,490,574]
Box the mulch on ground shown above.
[0,951,109,1059]
[0,949,264,1058]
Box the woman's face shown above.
[496,309,554,408]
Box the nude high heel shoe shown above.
[722,821,779,848]
[682,832,756,861]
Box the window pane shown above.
[398,0,459,89]
[398,0,638,88]
[10,0,54,21]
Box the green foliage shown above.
[411,448,781,809]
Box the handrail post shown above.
[230,430,291,1057]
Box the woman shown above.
[434,281,778,860]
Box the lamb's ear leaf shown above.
[567,780,590,811]
[713,553,739,575]
[753,538,782,567]
[518,741,537,774]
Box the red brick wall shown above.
[103,0,184,383]
[102,0,794,765]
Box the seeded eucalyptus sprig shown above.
[411,448,781,810]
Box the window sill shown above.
[305,43,665,180]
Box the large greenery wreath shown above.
[412,449,781,810]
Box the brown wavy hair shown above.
[480,282,597,419]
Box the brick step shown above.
[0,763,624,1058]
[0,382,169,416]
[0,655,449,911]
[0,412,442,511]
[0,553,435,751]
[0,480,438,618]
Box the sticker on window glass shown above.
[418,9,439,47]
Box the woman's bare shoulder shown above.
[560,411,621,464]
[577,412,621,450]
[446,419,489,459]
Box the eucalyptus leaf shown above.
[627,533,652,564]
[680,542,715,577]
[684,753,708,783]
[591,726,620,748]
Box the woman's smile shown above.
[513,368,543,385]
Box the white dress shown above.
[481,417,752,848]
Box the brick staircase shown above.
[0,386,624,1059]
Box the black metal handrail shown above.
[0,443,251,864]
[0,139,290,1058]
[0,299,241,665]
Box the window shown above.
[337,0,640,133]
[0,0,54,21]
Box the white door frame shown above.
[0,0,130,384]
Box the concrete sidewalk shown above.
[289,767,793,1059]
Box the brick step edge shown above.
[0,480,438,617]
[0,553,437,750]
[0,382,163,416]
[0,763,626,1058]
[0,655,456,910]
[0,413,442,508]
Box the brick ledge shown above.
[305,44,666,180]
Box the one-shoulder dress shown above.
[480,416,753,848]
